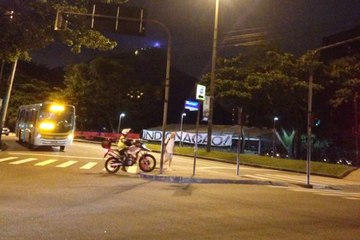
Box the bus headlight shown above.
[39,122,55,130]
[67,134,74,140]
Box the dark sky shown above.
[32,0,360,78]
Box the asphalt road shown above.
[1,136,360,239]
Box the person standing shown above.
[164,132,176,171]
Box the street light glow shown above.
[117,113,126,133]
[272,116,279,157]
[180,113,187,147]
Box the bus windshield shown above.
[39,105,75,133]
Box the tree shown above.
[61,55,164,132]
[0,0,117,61]
[325,54,360,159]
[0,0,118,146]
[200,45,319,158]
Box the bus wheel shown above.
[60,146,65,151]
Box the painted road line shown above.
[343,197,360,200]
[34,159,58,166]
[56,160,77,168]
[0,157,19,162]
[9,158,38,165]
[80,162,98,169]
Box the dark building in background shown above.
[320,26,360,62]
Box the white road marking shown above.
[286,187,360,200]
[8,152,102,160]
[56,161,77,168]
[80,162,98,169]
[9,158,37,165]
[34,159,58,166]
[0,157,19,162]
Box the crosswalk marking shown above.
[9,158,37,165]
[56,160,77,168]
[34,159,58,166]
[0,157,19,162]
[245,173,347,186]
[80,162,98,169]
[344,197,359,200]
[286,186,360,200]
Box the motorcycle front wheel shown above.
[139,154,156,172]
[105,157,121,174]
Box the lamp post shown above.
[207,0,220,152]
[272,117,278,157]
[180,113,186,147]
[117,113,125,134]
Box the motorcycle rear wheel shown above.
[139,154,156,172]
[105,157,121,174]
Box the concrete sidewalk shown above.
[139,166,360,190]
[138,158,288,187]
[136,154,360,190]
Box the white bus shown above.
[15,102,76,151]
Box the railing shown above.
[75,131,140,142]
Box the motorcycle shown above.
[101,139,156,174]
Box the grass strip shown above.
[145,143,356,178]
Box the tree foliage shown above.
[0,0,117,62]
[327,55,360,108]
[200,45,324,158]
[60,55,163,132]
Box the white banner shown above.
[142,130,232,147]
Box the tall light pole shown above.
[272,117,278,157]
[117,113,125,134]
[305,36,360,186]
[180,113,186,147]
[148,20,172,174]
[207,0,220,152]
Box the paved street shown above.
[1,136,360,239]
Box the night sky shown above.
[32,0,360,78]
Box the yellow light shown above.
[39,122,55,130]
[50,104,64,112]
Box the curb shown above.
[139,172,289,186]
[295,183,338,190]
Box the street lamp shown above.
[272,117,278,157]
[207,0,220,152]
[117,113,125,134]
[180,113,186,147]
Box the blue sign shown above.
[185,100,199,111]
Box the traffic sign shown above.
[185,100,199,111]
[196,84,206,101]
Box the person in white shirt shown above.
[164,132,176,171]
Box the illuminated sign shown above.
[185,100,199,111]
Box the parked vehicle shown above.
[2,127,10,136]
[101,139,156,174]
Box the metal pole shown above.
[354,93,359,168]
[306,69,313,186]
[148,20,171,174]
[272,117,278,157]
[180,113,186,147]
[207,0,220,152]
[193,107,200,176]
[117,113,124,134]
[236,107,242,176]
[305,37,360,185]
[0,58,18,146]
[0,60,5,86]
